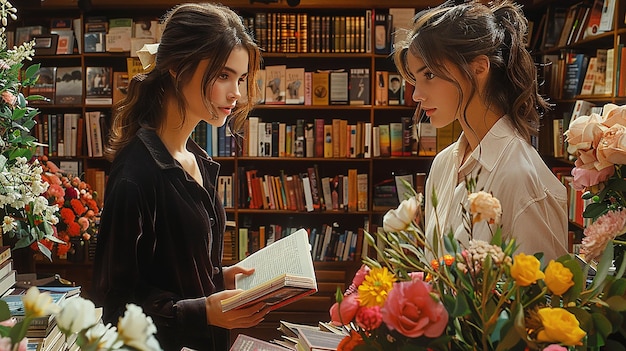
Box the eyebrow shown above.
[223,66,248,77]
[415,65,428,75]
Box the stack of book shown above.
[2,286,81,351]
[0,246,16,297]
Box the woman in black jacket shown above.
[92,3,266,350]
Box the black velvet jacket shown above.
[92,128,228,351]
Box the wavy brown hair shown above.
[105,2,261,160]
[393,0,549,142]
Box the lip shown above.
[422,108,435,117]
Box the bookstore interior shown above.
[2,0,626,350]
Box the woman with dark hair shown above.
[92,3,266,350]
[393,0,568,261]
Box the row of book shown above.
[13,15,161,56]
[257,66,417,107]
[28,66,128,107]
[240,167,368,214]
[540,45,626,102]
[530,0,615,53]
[32,112,107,159]
[236,223,363,263]
[552,99,603,159]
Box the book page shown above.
[235,228,315,291]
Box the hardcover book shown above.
[54,66,82,105]
[85,67,113,105]
[311,71,329,105]
[264,65,286,104]
[30,67,56,104]
[349,68,370,105]
[285,67,305,104]
[220,228,317,312]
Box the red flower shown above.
[70,198,86,216]
[60,207,76,224]
[337,331,364,351]
[67,221,81,237]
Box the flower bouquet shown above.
[564,103,626,270]
[329,180,626,351]
[0,0,62,260]
[36,156,100,261]
[0,287,162,350]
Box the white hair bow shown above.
[136,43,160,72]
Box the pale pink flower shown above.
[570,158,615,191]
[565,113,606,154]
[0,337,12,351]
[355,306,382,330]
[0,318,16,327]
[467,191,502,224]
[352,265,370,287]
[381,280,448,338]
[409,272,425,281]
[543,345,568,351]
[1,91,16,105]
[597,124,626,166]
[78,216,90,231]
[582,209,626,261]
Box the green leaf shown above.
[583,202,610,220]
[605,295,626,312]
[589,243,615,293]
[24,64,41,81]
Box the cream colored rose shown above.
[22,287,61,318]
[117,303,159,351]
[383,196,420,232]
[56,296,98,334]
[565,113,606,155]
[467,191,502,224]
[597,124,626,166]
[601,103,622,127]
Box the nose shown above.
[230,82,242,101]
[412,84,424,103]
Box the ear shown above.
[470,55,490,76]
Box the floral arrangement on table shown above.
[36,156,100,261]
[564,102,626,269]
[329,180,626,351]
[0,286,162,351]
[0,0,62,261]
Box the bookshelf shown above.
[12,0,448,343]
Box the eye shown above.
[219,73,229,80]
[424,72,435,80]
[238,76,247,84]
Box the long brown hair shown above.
[393,0,549,142]
[105,2,261,160]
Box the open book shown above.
[220,228,318,312]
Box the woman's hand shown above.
[222,265,255,290]
[205,290,269,329]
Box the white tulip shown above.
[56,297,98,334]
[383,196,419,232]
[84,322,123,350]
[117,304,160,351]
[22,287,60,318]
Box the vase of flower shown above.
[67,237,85,263]
[3,236,37,274]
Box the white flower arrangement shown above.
[0,287,163,351]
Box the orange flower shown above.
[67,221,81,237]
[337,330,364,351]
[60,208,76,224]
[70,198,86,216]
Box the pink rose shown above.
[570,158,615,191]
[355,306,382,330]
[602,103,626,127]
[543,345,568,351]
[330,293,359,326]
[565,113,606,154]
[381,280,448,338]
[597,124,626,166]
[0,318,16,327]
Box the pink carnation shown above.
[330,293,359,326]
[381,279,448,338]
[582,209,626,261]
[352,265,370,287]
[355,305,382,330]
[543,345,568,351]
